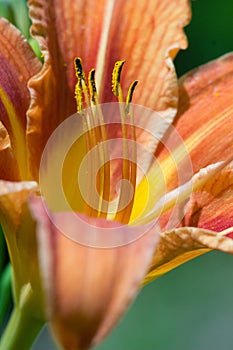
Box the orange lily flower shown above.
[0,1,232,350]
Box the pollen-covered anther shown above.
[74,58,86,112]
[74,57,91,112]
[74,57,86,81]
[74,82,83,113]
[88,69,98,104]
[112,60,125,98]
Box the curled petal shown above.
[143,162,233,284]
[0,17,41,179]
[29,196,158,349]
[27,0,76,179]
[144,226,233,284]
[159,160,232,231]
[134,160,229,227]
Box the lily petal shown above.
[143,162,233,284]
[183,162,233,232]
[28,0,190,108]
[27,0,190,178]
[0,180,44,318]
[0,17,41,179]
[144,226,233,284]
[27,0,77,179]
[158,160,232,231]
[95,0,191,114]
[29,196,158,349]
[156,53,233,192]
[133,156,229,228]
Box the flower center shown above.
[74,58,138,224]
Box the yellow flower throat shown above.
[74,58,138,224]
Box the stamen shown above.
[127,97,137,223]
[74,57,138,224]
[126,80,138,114]
[88,69,97,104]
[114,88,138,223]
[74,82,83,113]
[112,62,138,224]
[74,58,85,112]
[74,57,91,110]
[88,68,111,218]
[112,60,125,98]
[74,58,99,217]
[74,57,86,80]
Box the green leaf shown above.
[0,1,14,24]
[28,38,42,59]
[0,226,6,274]
[9,0,31,38]
[0,0,30,38]
[0,263,12,330]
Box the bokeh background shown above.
[0,0,233,349]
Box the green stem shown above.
[0,307,44,350]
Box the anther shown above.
[88,69,97,103]
[74,57,87,112]
[74,57,85,80]
[126,80,138,114]
[112,60,125,96]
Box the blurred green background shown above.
[0,0,233,349]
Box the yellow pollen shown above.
[74,57,138,224]
[112,60,125,97]
[74,82,83,113]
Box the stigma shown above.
[74,58,138,224]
